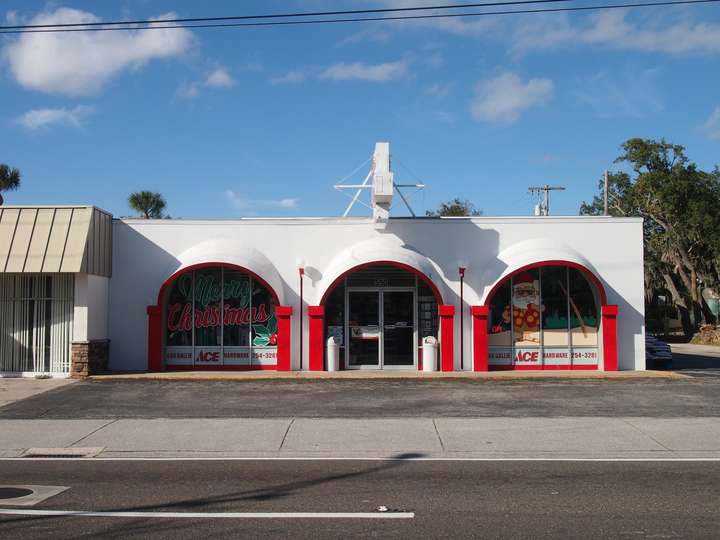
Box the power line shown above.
[0,0,717,34]
[0,1,575,30]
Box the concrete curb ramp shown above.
[88,370,686,382]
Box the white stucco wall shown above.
[73,273,109,342]
[108,216,645,371]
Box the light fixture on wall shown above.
[296,258,306,370]
[457,259,469,371]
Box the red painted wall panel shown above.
[471,305,489,371]
[602,304,619,371]
[439,305,455,372]
[276,306,293,371]
[308,306,325,371]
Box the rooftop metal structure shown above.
[334,142,425,226]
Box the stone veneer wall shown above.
[71,340,110,378]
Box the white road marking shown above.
[0,508,414,519]
[1,457,720,462]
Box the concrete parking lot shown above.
[668,342,720,376]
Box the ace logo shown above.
[195,350,220,363]
[515,350,539,363]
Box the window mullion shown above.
[567,267,572,363]
[249,276,253,366]
[220,267,224,364]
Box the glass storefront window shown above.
[165,272,193,347]
[488,280,511,346]
[417,280,439,342]
[164,266,278,368]
[222,270,251,347]
[487,265,601,368]
[325,284,345,349]
[193,267,222,349]
[511,269,541,347]
[569,268,599,347]
[541,267,569,347]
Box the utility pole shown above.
[528,184,565,216]
[603,170,609,216]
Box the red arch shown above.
[482,260,607,306]
[319,260,443,306]
[157,262,280,307]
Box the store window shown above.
[0,274,74,373]
[487,265,600,368]
[164,266,277,368]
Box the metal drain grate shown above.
[22,447,104,458]
[0,488,34,500]
[0,486,68,506]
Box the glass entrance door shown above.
[346,289,416,369]
[383,291,415,367]
[347,291,380,368]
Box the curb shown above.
[88,370,688,382]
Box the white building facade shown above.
[0,206,645,376]
[107,214,645,374]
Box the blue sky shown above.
[1,0,719,218]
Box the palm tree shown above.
[128,191,167,219]
[0,164,21,206]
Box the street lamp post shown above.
[297,259,306,370]
[458,261,468,371]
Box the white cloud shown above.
[701,107,720,140]
[270,70,309,85]
[2,8,194,96]
[205,67,235,88]
[433,110,454,123]
[177,66,236,98]
[367,2,720,59]
[176,81,200,100]
[470,72,553,125]
[271,61,409,85]
[572,68,664,119]
[16,105,94,130]
[339,26,392,46]
[511,11,720,56]
[425,82,454,98]
[425,52,445,68]
[225,190,299,210]
[370,0,502,37]
[319,61,408,82]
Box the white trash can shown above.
[422,336,438,372]
[326,336,341,372]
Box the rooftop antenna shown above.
[528,184,565,216]
[334,142,425,227]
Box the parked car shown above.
[646,335,673,369]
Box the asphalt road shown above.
[0,460,718,539]
[2,376,720,418]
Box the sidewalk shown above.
[0,378,74,409]
[2,416,719,459]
